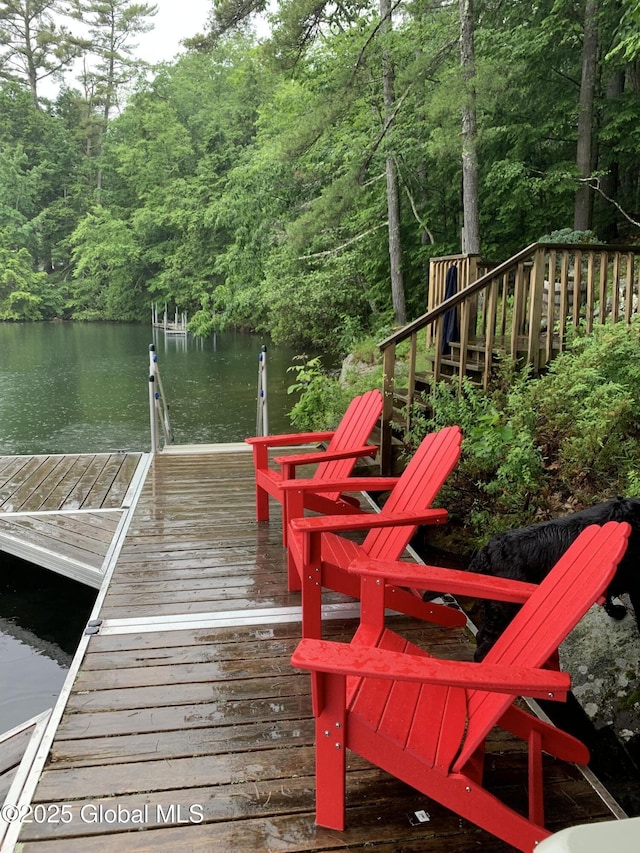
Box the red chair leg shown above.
[528,729,545,827]
[314,672,347,830]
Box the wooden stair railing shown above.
[379,242,640,473]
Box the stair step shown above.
[424,357,484,374]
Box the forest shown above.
[1,0,640,353]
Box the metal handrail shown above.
[148,344,174,453]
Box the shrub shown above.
[409,321,640,544]
[287,321,640,548]
[406,373,544,542]
[515,320,640,502]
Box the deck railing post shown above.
[256,345,269,437]
[527,246,546,370]
[381,344,396,474]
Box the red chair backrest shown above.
[455,521,630,770]
[363,425,463,560]
[316,389,382,500]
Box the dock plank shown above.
[0,513,118,569]
[0,456,33,486]
[63,454,115,510]
[82,454,141,508]
[0,456,56,511]
[17,454,82,511]
[35,455,100,510]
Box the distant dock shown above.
[0,444,626,851]
[151,305,188,336]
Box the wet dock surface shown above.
[1,447,622,851]
[0,453,148,587]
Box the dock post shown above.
[149,344,159,453]
[256,345,269,436]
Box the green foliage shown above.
[1,0,640,339]
[0,246,61,319]
[517,320,640,501]
[0,0,82,109]
[262,248,373,350]
[286,353,380,430]
[398,321,640,544]
[538,228,598,243]
[606,0,640,61]
[69,207,145,319]
[404,375,544,539]
[286,356,355,431]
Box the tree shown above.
[459,0,479,253]
[69,0,157,190]
[0,0,80,108]
[472,0,581,255]
[0,80,84,277]
[380,0,406,324]
[574,0,599,230]
[0,245,62,318]
[69,206,144,318]
[70,0,157,125]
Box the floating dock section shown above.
[0,453,151,588]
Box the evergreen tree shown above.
[0,0,80,108]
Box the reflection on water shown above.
[0,557,96,732]
[0,322,300,732]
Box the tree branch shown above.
[403,182,435,243]
[581,176,640,228]
[297,221,388,260]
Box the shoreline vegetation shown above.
[290,318,640,552]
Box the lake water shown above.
[0,322,300,733]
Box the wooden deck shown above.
[0,446,623,852]
[0,453,150,587]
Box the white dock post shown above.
[256,345,269,436]
[149,344,159,453]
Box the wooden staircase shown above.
[378,241,640,473]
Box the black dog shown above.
[467,497,640,661]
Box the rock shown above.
[560,597,640,744]
[339,353,378,383]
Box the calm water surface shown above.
[0,322,299,732]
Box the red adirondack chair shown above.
[291,521,631,852]
[283,425,466,637]
[245,389,382,544]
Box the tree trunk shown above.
[459,0,479,254]
[596,68,624,240]
[380,0,406,325]
[574,0,599,232]
[23,12,41,109]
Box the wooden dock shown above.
[0,445,624,852]
[0,452,150,588]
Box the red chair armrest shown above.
[291,639,570,701]
[274,445,377,470]
[245,431,335,448]
[280,476,401,493]
[349,558,538,604]
[290,508,448,535]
